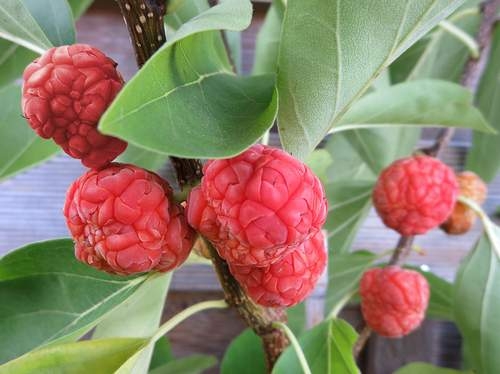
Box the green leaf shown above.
[165,0,210,32]
[93,273,172,374]
[149,337,173,370]
[414,269,454,321]
[277,0,464,160]
[325,251,377,316]
[0,0,52,52]
[0,338,147,374]
[287,302,306,336]
[252,0,284,74]
[22,0,75,46]
[273,319,359,374]
[395,362,473,374]
[454,226,500,373]
[149,355,217,374]
[66,0,94,19]
[0,84,59,181]
[466,26,500,182]
[336,79,493,135]
[224,30,242,74]
[100,0,278,159]
[117,145,167,171]
[0,39,36,87]
[221,329,266,374]
[305,149,333,185]
[0,239,147,364]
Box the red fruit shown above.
[230,231,327,307]
[372,155,458,235]
[360,266,429,338]
[64,163,194,275]
[22,44,127,169]
[186,144,327,266]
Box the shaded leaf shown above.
[149,337,173,371]
[0,84,59,181]
[0,239,147,364]
[287,302,306,336]
[454,226,500,373]
[413,268,454,321]
[252,0,284,74]
[22,0,75,46]
[0,39,36,87]
[273,319,359,374]
[221,329,266,374]
[0,338,147,374]
[117,145,167,171]
[66,0,94,19]
[94,273,172,374]
[277,0,464,160]
[165,0,209,32]
[466,25,500,182]
[150,355,217,374]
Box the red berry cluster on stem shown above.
[187,144,328,307]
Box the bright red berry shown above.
[230,231,327,307]
[186,144,327,266]
[372,155,458,235]
[64,163,194,275]
[360,267,429,338]
[22,44,127,169]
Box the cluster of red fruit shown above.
[362,155,487,338]
[22,45,328,308]
[22,44,488,337]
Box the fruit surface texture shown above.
[372,155,458,235]
[64,163,194,274]
[186,144,327,266]
[360,266,430,338]
[22,44,127,169]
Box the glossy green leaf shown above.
[22,0,75,46]
[277,0,464,160]
[0,338,147,374]
[454,226,500,373]
[252,0,284,74]
[150,355,217,374]
[0,0,52,52]
[336,79,493,135]
[100,0,278,159]
[0,239,147,364]
[94,273,172,374]
[149,337,173,370]
[221,329,266,374]
[273,319,359,374]
[67,0,94,19]
[0,84,59,181]
[395,362,473,374]
[0,39,36,87]
[117,145,167,171]
[466,26,500,182]
[325,251,377,316]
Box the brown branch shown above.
[207,242,289,370]
[116,1,288,369]
[116,0,202,189]
[354,0,500,358]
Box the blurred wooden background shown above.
[1,0,499,372]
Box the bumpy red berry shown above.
[372,155,458,235]
[64,163,194,275]
[360,266,429,338]
[22,44,127,169]
[186,144,327,266]
[441,171,487,235]
[230,231,327,307]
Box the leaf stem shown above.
[151,299,227,343]
[273,322,312,374]
[439,20,479,58]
